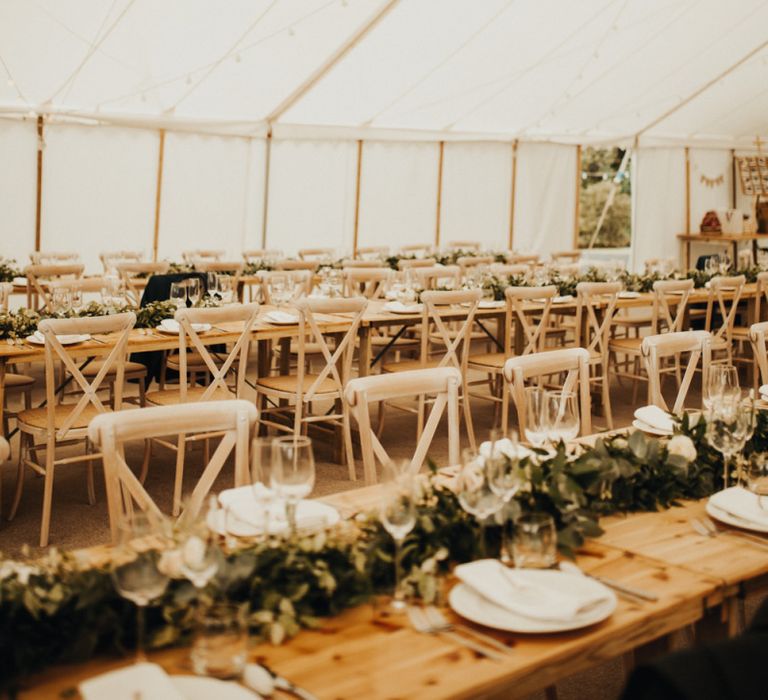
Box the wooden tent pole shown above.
[573,144,582,249]
[260,130,272,249]
[434,141,445,248]
[352,139,363,256]
[152,129,166,262]
[508,139,518,250]
[34,115,44,251]
[684,146,691,233]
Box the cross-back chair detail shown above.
[298,247,335,261]
[343,268,392,299]
[29,251,80,265]
[182,249,224,263]
[89,400,257,542]
[100,250,143,273]
[355,245,389,259]
[503,347,592,440]
[116,261,170,304]
[13,312,135,546]
[398,257,437,270]
[275,259,317,272]
[25,263,85,311]
[345,368,461,484]
[705,275,746,361]
[641,331,711,414]
[750,321,768,387]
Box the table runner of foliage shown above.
[1,411,765,692]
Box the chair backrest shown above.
[100,250,143,272]
[651,278,694,334]
[705,275,746,342]
[293,296,368,403]
[25,263,85,311]
[275,259,317,272]
[503,347,591,439]
[575,281,622,358]
[182,249,224,263]
[507,254,539,265]
[29,251,80,265]
[38,312,136,440]
[49,276,110,298]
[116,261,171,304]
[420,289,482,372]
[505,285,557,355]
[89,400,257,541]
[195,261,244,299]
[641,330,711,413]
[398,257,437,270]
[174,303,260,402]
[408,264,461,290]
[343,268,392,299]
[258,270,313,302]
[751,320,768,385]
[490,263,529,278]
[356,245,389,259]
[345,367,461,483]
[342,259,385,269]
[0,282,11,312]
[243,248,282,263]
[551,251,581,263]
[399,243,433,256]
[447,240,481,252]
[298,247,334,261]
[457,255,494,272]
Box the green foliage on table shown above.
[0,259,22,283]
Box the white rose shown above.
[667,435,697,463]
[182,535,206,568]
[157,548,184,578]
[478,438,533,461]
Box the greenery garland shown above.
[0,259,22,283]
[3,411,763,692]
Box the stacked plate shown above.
[707,487,768,533]
[26,331,90,345]
[263,310,299,325]
[632,405,674,436]
[156,319,211,334]
[383,301,423,314]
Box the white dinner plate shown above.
[12,276,27,286]
[25,332,90,346]
[478,300,505,309]
[449,570,616,634]
[156,319,211,334]
[706,489,768,534]
[631,419,672,437]
[618,291,641,299]
[263,311,299,325]
[171,676,260,700]
[383,302,423,314]
[552,295,574,304]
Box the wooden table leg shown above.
[357,326,371,378]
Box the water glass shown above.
[217,274,234,304]
[176,500,221,590]
[170,282,187,309]
[270,436,315,534]
[456,448,502,557]
[191,603,248,678]
[207,272,220,298]
[706,399,749,488]
[703,365,740,410]
[547,390,580,445]
[70,287,83,311]
[746,453,768,510]
[51,286,72,314]
[512,513,557,569]
[187,278,202,307]
[524,387,550,448]
[485,431,524,563]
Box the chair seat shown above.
[256,374,339,395]
[429,330,488,343]
[146,386,234,406]
[608,337,643,353]
[381,358,443,373]
[467,352,506,369]
[613,312,653,327]
[731,325,750,339]
[710,336,730,351]
[81,360,147,377]
[167,350,210,370]
[6,372,35,389]
[18,403,105,431]
[286,341,323,355]
[369,335,420,347]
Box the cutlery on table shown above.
[558,561,658,603]
[246,662,319,700]
[691,515,768,550]
[406,605,505,661]
[421,606,511,655]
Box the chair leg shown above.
[342,407,356,481]
[40,438,56,547]
[173,434,186,517]
[602,367,614,430]
[461,385,477,452]
[85,438,96,506]
[9,433,28,521]
[376,400,386,438]
[139,439,151,484]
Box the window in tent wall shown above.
[578,147,632,250]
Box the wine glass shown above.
[206,272,220,300]
[176,497,221,590]
[170,282,187,309]
[737,391,757,487]
[268,275,293,309]
[547,390,580,446]
[456,448,502,558]
[70,286,83,312]
[187,278,202,307]
[524,387,550,448]
[703,365,739,410]
[379,461,417,611]
[485,431,524,563]
[110,512,171,662]
[270,436,315,534]
[217,274,234,304]
[249,437,274,540]
[706,399,749,489]
[328,269,344,298]
[746,453,768,510]
[51,286,72,314]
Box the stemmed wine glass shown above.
[379,461,417,611]
[187,278,202,307]
[484,431,524,564]
[217,274,234,304]
[269,275,294,309]
[546,390,580,446]
[456,448,502,558]
[524,386,550,449]
[110,513,171,662]
[270,436,315,535]
[206,272,220,300]
[170,282,187,309]
[248,437,274,540]
[703,364,739,410]
[176,497,221,591]
[746,453,768,510]
[706,398,749,488]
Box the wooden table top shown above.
[677,232,767,242]
[18,480,765,700]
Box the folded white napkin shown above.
[709,487,768,527]
[478,438,533,461]
[159,319,209,333]
[264,310,299,324]
[33,330,46,343]
[80,662,184,700]
[634,405,675,433]
[760,384,768,400]
[454,560,611,622]
[479,300,505,308]
[384,301,422,313]
[553,295,574,303]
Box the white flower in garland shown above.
[667,434,697,463]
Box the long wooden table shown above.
[16,480,768,700]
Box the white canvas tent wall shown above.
[1,0,767,273]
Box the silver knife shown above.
[590,575,659,602]
[269,670,319,700]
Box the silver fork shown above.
[422,606,511,655]
[694,515,768,550]
[406,606,505,661]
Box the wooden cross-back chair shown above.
[256,297,367,479]
[574,281,621,430]
[355,245,389,259]
[409,264,461,290]
[100,250,143,273]
[610,279,694,404]
[457,255,494,274]
[343,268,392,299]
[89,400,257,543]
[243,248,282,263]
[446,240,482,252]
[346,368,461,485]
[503,347,592,441]
[399,243,433,256]
[381,289,481,450]
[182,249,224,263]
[750,321,768,387]
[298,247,335,261]
[398,257,437,270]
[507,254,539,265]
[733,271,768,385]
[29,251,80,265]
[275,259,317,273]
[489,263,529,278]
[195,260,245,302]
[467,285,558,433]
[12,312,135,546]
[25,263,85,312]
[116,261,170,305]
[342,259,386,269]
[705,275,746,365]
[642,331,711,414]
